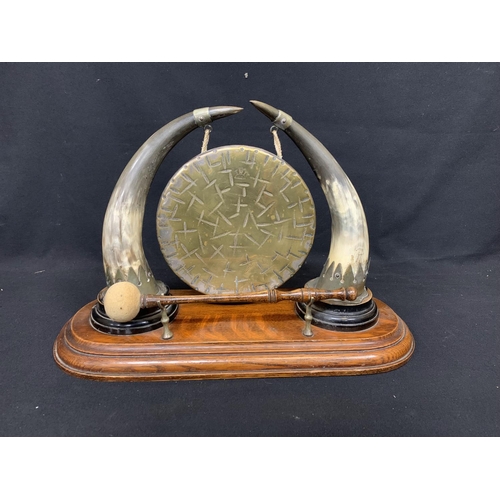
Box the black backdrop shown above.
[1,62,499,436]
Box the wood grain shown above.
[53,291,415,381]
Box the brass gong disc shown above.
[157,145,316,294]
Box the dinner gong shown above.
[54,101,415,381]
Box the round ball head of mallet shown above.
[103,281,141,322]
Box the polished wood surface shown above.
[54,291,415,381]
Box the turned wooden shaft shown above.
[141,287,357,308]
[101,282,359,323]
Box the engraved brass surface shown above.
[157,145,316,294]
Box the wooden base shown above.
[54,291,414,381]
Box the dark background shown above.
[1,62,499,436]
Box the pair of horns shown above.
[102,101,370,302]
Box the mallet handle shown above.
[141,287,357,308]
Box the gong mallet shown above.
[102,281,358,339]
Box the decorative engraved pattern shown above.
[157,146,316,294]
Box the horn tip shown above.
[249,100,280,121]
[208,106,243,120]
